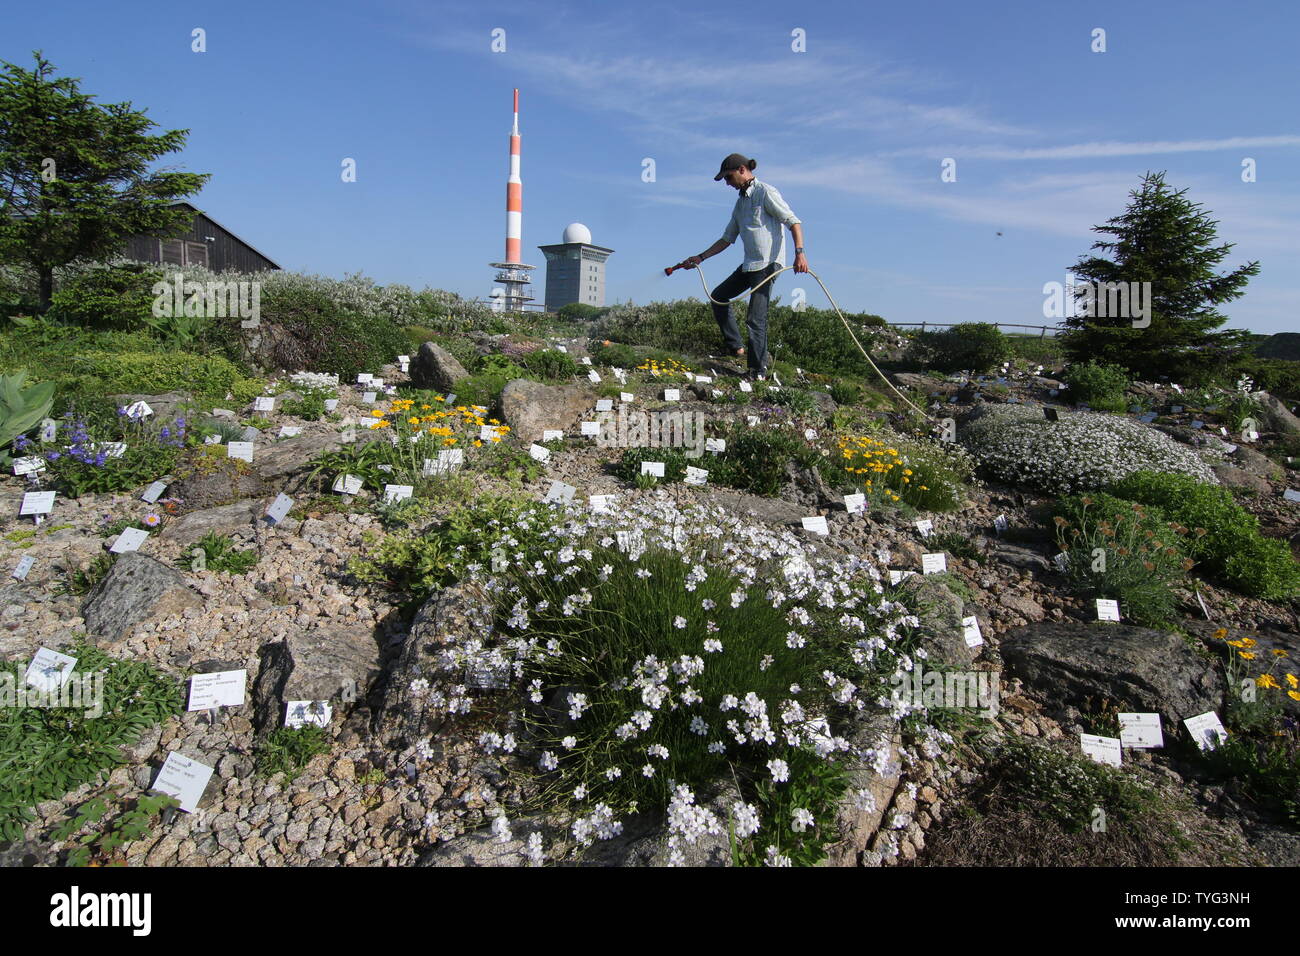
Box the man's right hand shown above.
[683,255,702,269]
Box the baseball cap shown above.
[714,153,755,181]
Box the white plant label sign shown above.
[1080,734,1122,768]
[152,752,214,813]
[801,516,829,536]
[1096,599,1121,621]
[529,444,551,462]
[921,553,947,574]
[187,670,247,711]
[1118,713,1163,749]
[1184,711,1228,751]
[843,493,865,514]
[640,461,665,477]
[110,528,149,554]
[227,442,254,462]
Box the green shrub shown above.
[255,727,331,783]
[829,381,862,406]
[1051,493,1193,627]
[0,643,183,841]
[916,323,1009,375]
[256,283,408,380]
[519,348,578,380]
[1108,471,1300,600]
[589,341,639,369]
[47,263,159,331]
[454,355,530,410]
[711,423,823,497]
[184,531,259,574]
[68,350,258,404]
[557,302,606,322]
[1063,361,1129,408]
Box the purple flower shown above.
[116,406,127,416]
[160,427,170,440]
[13,435,30,451]
[93,452,108,467]
[46,451,61,461]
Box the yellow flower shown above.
[491,435,501,442]
[1273,649,1289,657]
[1226,639,1246,648]
[409,417,420,425]
[1240,636,1257,648]
[421,404,432,410]
[1212,627,1228,641]
[1287,673,1298,689]
[371,409,385,418]
[1238,651,1255,660]
[1257,674,1280,690]
[473,439,483,447]
[1290,690,1300,702]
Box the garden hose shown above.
[681,263,932,420]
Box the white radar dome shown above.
[563,222,592,245]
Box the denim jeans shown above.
[711,262,778,374]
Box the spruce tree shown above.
[0,52,209,311]
[1060,170,1259,383]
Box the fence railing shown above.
[888,321,1063,339]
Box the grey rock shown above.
[252,623,383,732]
[418,826,538,867]
[81,552,203,644]
[170,458,271,513]
[998,590,1046,622]
[106,392,194,423]
[694,487,807,528]
[1229,444,1283,480]
[809,390,838,418]
[410,342,470,392]
[161,500,261,547]
[499,378,596,442]
[1001,621,1225,728]
[1252,390,1300,437]
[824,714,903,867]
[377,585,490,748]
[989,543,1051,572]
[1211,464,1272,496]
[0,839,50,867]
[253,429,358,483]
[903,577,972,670]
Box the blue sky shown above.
[6,0,1298,333]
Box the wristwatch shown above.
[795,247,805,254]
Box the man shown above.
[680,153,807,380]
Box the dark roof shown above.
[165,201,281,269]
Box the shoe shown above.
[733,348,746,359]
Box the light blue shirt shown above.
[720,180,801,272]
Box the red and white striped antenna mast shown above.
[489,87,534,312]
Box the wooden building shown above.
[122,201,280,273]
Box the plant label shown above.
[265,493,294,524]
[580,356,592,366]
[696,375,713,385]
[595,399,614,413]
[541,430,564,442]
[1283,489,1300,503]
[915,519,933,537]
[1191,420,1204,429]
[333,474,363,495]
[1219,426,1228,436]
[397,355,410,364]
[589,494,616,514]
[888,570,916,585]
[25,647,77,692]
[422,458,446,477]
[362,391,377,404]
[324,399,339,412]
[12,555,35,580]
[1096,599,1121,621]
[921,553,947,574]
[279,426,302,438]
[384,484,414,505]
[1184,711,1228,751]
[152,752,214,813]
[739,380,753,393]
[1080,734,1122,768]
[188,670,247,710]
[706,438,726,454]
[142,480,169,503]
[588,371,602,384]
[1222,443,1237,454]
[640,461,665,477]
[12,456,44,475]
[994,514,1008,534]
[441,449,464,468]
[1053,552,1070,571]
[768,384,782,392]
[620,392,634,403]
[684,466,709,486]
[581,421,601,437]
[377,464,393,472]
[1118,713,1163,749]
[663,389,681,402]
[747,416,760,427]
[480,425,499,441]
[1171,405,1183,414]
[240,425,260,442]
[544,480,576,503]
[253,397,274,412]
[1138,413,1156,424]
[110,527,149,554]
[19,491,55,516]
[804,429,818,440]
[124,400,153,419]
[371,378,384,388]
[962,615,983,648]
[801,516,829,536]
[101,442,127,458]
[445,394,459,406]
[357,374,373,384]
[712,389,724,398]
[843,493,865,514]
[554,345,568,353]
[529,444,551,462]
[286,701,333,729]
[204,434,223,445]
[39,418,57,442]
[227,442,254,462]
[684,372,696,382]
[1171,383,1183,393]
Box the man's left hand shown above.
[793,253,809,274]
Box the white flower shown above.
[574,784,587,800]
[690,716,709,735]
[635,568,652,579]
[605,766,623,780]
[673,615,688,629]
[561,735,577,749]
[642,763,656,777]
[701,598,716,610]
[759,654,774,671]
[491,813,513,844]
[647,743,669,759]
[538,751,558,771]
[703,638,723,653]
[719,694,739,711]
[767,758,790,782]
[731,801,761,838]
[522,831,545,866]
[707,740,726,754]
[501,733,517,753]
[786,631,806,649]
[764,846,792,866]
[730,590,746,608]
[791,807,815,832]
[567,692,589,720]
